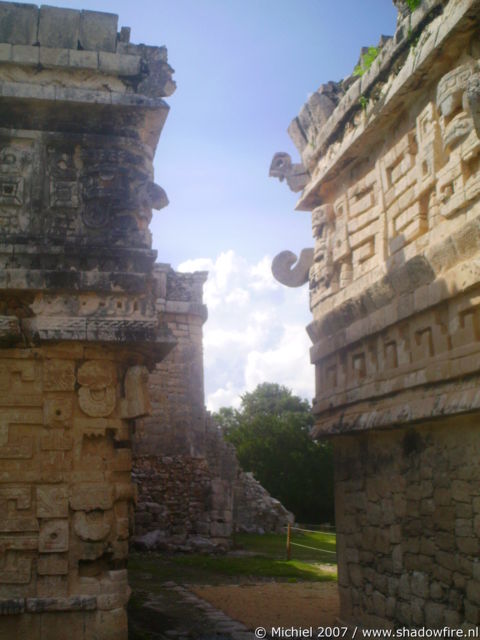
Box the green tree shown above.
[214,383,334,524]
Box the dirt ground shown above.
[191,581,340,630]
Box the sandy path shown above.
[191,581,340,630]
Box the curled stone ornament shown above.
[77,360,117,417]
[78,386,116,417]
[82,200,111,229]
[271,248,314,287]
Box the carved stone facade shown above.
[272,0,480,630]
[0,4,175,638]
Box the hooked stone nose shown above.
[146,182,169,210]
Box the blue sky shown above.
[39,0,398,408]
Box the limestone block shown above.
[11,44,38,64]
[92,607,127,640]
[43,360,76,392]
[37,6,80,50]
[70,484,114,512]
[99,51,141,76]
[39,47,69,68]
[79,10,118,53]
[38,520,69,553]
[36,486,68,518]
[43,394,73,428]
[68,49,98,70]
[37,555,68,576]
[0,2,38,45]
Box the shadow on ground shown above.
[128,550,338,640]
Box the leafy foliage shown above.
[359,95,369,111]
[406,0,421,11]
[353,46,379,77]
[214,383,335,524]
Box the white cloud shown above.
[249,255,281,292]
[244,324,314,399]
[178,251,314,412]
[207,383,242,411]
[225,287,250,306]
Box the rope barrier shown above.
[285,522,337,560]
[288,526,336,535]
[290,541,336,554]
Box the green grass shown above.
[236,530,336,562]
[172,554,335,582]
[129,532,337,586]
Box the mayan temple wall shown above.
[132,269,237,549]
[272,0,480,630]
[133,271,293,549]
[0,3,175,638]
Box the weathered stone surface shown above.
[269,152,309,193]
[0,3,176,638]
[133,269,293,548]
[78,10,117,52]
[271,249,314,288]
[0,2,37,45]
[272,0,480,629]
[38,6,81,50]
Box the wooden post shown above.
[286,523,292,561]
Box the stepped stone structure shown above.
[272,0,480,630]
[0,3,176,638]
[133,270,293,550]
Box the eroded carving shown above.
[271,249,314,287]
[73,511,111,542]
[120,366,151,419]
[273,4,480,630]
[77,360,117,418]
[269,152,309,192]
[0,4,175,637]
[70,484,114,512]
[36,486,68,519]
[43,360,76,391]
[38,520,69,553]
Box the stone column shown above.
[0,3,175,638]
[135,267,209,458]
[272,0,480,630]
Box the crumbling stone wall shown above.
[272,0,480,630]
[133,270,293,548]
[133,419,293,549]
[133,455,215,545]
[0,3,175,638]
[234,472,293,534]
[133,269,237,548]
[133,418,238,549]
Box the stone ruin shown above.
[272,0,480,630]
[0,3,293,637]
[133,267,293,551]
[0,3,176,637]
